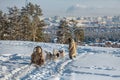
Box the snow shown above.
[0,40,120,80]
[61,53,120,80]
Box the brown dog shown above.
[31,46,45,66]
[68,38,77,59]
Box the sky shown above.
[0,0,120,17]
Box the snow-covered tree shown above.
[57,19,84,44]
[0,2,45,41]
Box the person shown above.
[68,38,77,59]
[31,46,45,66]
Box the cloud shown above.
[66,4,120,16]
[66,4,104,13]
[75,4,87,9]
[66,4,89,13]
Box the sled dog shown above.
[59,50,65,58]
[45,50,53,61]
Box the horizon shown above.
[0,0,120,17]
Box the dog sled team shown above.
[30,38,77,67]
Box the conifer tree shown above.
[57,20,69,43]
[21,2,45,41]
[0,3,45,41]
[7,6,21,40]
[0,12,10,40]
[57,19,84,44]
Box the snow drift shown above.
[0,40,120,80]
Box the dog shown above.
[44,49,65,62]
[31,46,45,66]
[53,49,65,60]
[68,38,77,59]
[45,50,53,61]
[53,49,60,61]
[58,50,65,59]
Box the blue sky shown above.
[0,0,120,17]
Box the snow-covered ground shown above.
[0,40,120,80]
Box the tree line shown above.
[0,2,45,42]
[0,2,84,44]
